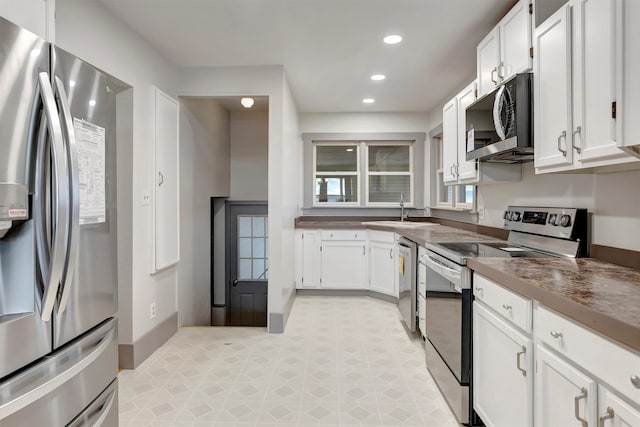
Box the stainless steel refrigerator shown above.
[0,16,124,426]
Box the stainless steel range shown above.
[422,206,587,426]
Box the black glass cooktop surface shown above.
[427,241,553,264]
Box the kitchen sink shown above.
[361,220,439,229]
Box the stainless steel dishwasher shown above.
[397,236,417,332]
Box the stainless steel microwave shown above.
[465,72,533,163]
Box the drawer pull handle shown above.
[631,375,640,389]
[575,388,588,427]
[516,346,526,377]
[599,407,614,427]
[550,330,563,339]
[502,304,512,310]
[475,287,483,292]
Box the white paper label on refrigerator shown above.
[74,119,106,225]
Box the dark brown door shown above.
[227,203,268,326]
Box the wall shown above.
[230,110,269,200]
[178,65,299,332]
[179,98,230,326]
[56,0,179,352]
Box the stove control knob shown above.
[512,212,521,222]
[559,214,572,227]
[548,214,558,225]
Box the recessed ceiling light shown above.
[383,35,402,45]
[69,80,76,88]
[346,148,354,152]
[362,98,375,104]
[89,99,96,106]
[371,74,386,81]
[240,97,254,108]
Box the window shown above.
[303,132,425,210]
[237,215,269,280]
[366,143,413,205]
[434,135,475,210]
[313,143,359,205]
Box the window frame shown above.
[312,141,361,207]
[365,141,414,207]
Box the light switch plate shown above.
[141,189,151,206]
[478,206,486,220]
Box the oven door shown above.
[424,251,471,385]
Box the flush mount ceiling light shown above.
[371,74,386,81]
[383,35,402,45]
[240,97,254,108]
[362,98,375,104]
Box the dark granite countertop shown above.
[467,257,640,353]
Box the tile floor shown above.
[119,295,460,426]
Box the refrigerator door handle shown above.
[67,382,117,427]
[53,76,80,316]
[90,387,116,427]
[0,325,115,420]
[35,72,71,322]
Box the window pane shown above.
[239,238,251,258]
[316,145,358,172]
[252,217,265,237]
[457,185,474,204]
[238,217,252,237]
[315,176,358,203]
[253,259,265,279]
[368,145,410,172]
[368,175,410,203]
[239,259,252,279]
[252,238,265,258]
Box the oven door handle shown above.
[426,255,462,285]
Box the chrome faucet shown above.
[400,193,406,222]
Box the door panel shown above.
[52,47,124,348]
[456,81,478,183]
[442,98,459,184]
[477,27,500,97]
[369,241,395,296]
[320,241,365,289]
[598,385,640,427]
[227,203,268,327]
[500,0,532,79]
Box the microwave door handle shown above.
[493,85,507,140]
[53,76,80,316]
[36,72,70,322]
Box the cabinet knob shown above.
[550,330,563,339]
[502,304,512,310]
[631,374,640,389]
[474,286,483,292]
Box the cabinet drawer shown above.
[535,305,640,403]
[474,274,532,333]
[368,230,395,244]
[321,230,365,241]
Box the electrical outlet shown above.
[478,206,486,220]
[141,190,151,206]
[150,302,156,319]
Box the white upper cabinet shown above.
[442,98,459,185]
[616,0,640,159]
[456,81,480,182]
[0,0,52,40]
[534,0,638,173]
[477,0,533,98]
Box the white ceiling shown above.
[98,0,516,113]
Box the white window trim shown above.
[365,141,414,207]
[312,142,361,207]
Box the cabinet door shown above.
[617,0,640,158]
[477,27,501,98]
[320,241,365,289]
[574,0,629,163]
[0,0,48,39]
[598,385,640,427]
[297,230,319,288]
[456,81,479,183]
[473,302,533,427]
[442,98,459,184]
[369,241,395,296]
[499,0,533,81]
[535,345,597,427]
[534,5,574,169]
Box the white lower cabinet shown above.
[369,240,396,296]
[320,240,366,289]
[598,385,640,427]
[474,301,533,427]
[295,230,320,288]
[535,344,597,427]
